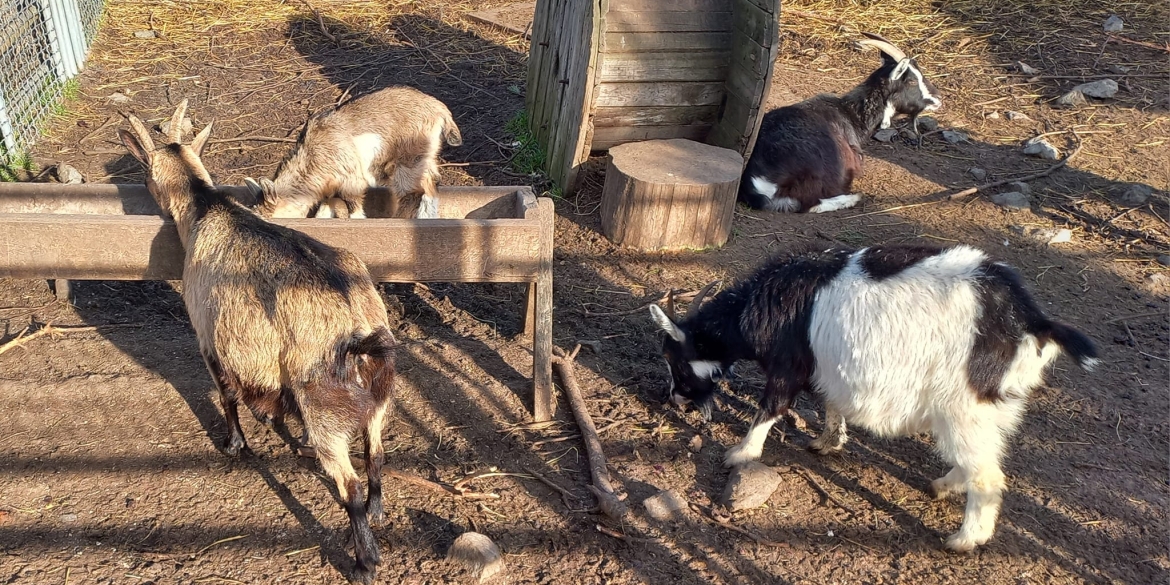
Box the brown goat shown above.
[248,85,462,220]
[119,100,396,584]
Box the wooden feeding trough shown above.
[0,182,557,421]
[526,0,780,194]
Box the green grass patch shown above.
[504,110,545,176]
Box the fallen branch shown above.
[1105,311,1166,324]
[578,287,712,317]
[296,0,338,44]
[947,136,1083,201]
[523,468,596,513]
[552,345,627,519]
[595,524,657,543]
[796,468,858,517]
[207,135,298,144]
[381,469,500,500]
[0,322,142,356]
[690,503,789,547]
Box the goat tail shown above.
[441,110,463,147]
[1036,321,1100,371]
[335,327,397,401]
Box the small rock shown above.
[1103,15,1124,32]
[917,116,939,132]
[60,513,78,523]
[1005,110,1031,121]
[722,461,782,511]
[1158,255,1170,267]
[1057,90,1088,107]
[447,532,504,582]
[1009,181,1032,195]
[1147,273,1169,287]
[107,92,131,104]
[1016,61,1040,75]
[1073,79,1118,99]
[1106,63,1131,75]
[873,128,898,142]
[133,30,157,39]
[1117,183,1152,206]
[991,191,1031,210]
[1047,228,1073,244]
[986,111,1000,120]
[942,130,968,144]
[643,489,689,521]
[1022,138,1060,160]
[688,435,703,453]
[55,163,83,184]
[159,117,193,138]
[968,167,987,181]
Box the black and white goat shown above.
[740,33,942,213]
[119,101,396,583]
[649,245,1098,552]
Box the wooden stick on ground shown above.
[552,344,627,519]
[947,136,1083,201]
[0,322,142,357]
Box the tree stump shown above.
[600,139,743,251]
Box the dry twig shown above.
[552,345,627,519]
[0,323,142,356]
[947,134,1083,201]
[381,469,500,500]
[796,468,858,517]
[690,504,789,547]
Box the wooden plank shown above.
[0,214,544,283]
[612,0,730,11]
[740,0,775,15]
[598,51,729,82]
[590,125,712,151]
[724,60,768,106]
[605,10,732,33]
[592,105,722,128]
[594,82,725,107]
[545,0,598,194]
[530,197,555,420]
[603,31,731,53]
[729,29,771,79]
[731,0,773,54]
[738,0,780,161]
[0,182,525,220]
[467,2,534,38]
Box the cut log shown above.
[600,139,742,251]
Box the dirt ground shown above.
[2,1,1168,584]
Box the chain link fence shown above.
[0,0,105,162]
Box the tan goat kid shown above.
[119,100,396,584]
[248,85,462,220]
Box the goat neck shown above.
[839,81,892,136]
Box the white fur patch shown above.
[808,194,861,214]
[751,176,778,198]
[724,415,778,467]
[350,209,367,219]
[689,360,722,381]
[663,358,675,393]
[1081,357,1100,371]
[908,65,941,111]
[765,197,800,213]
[314,203,335,218]
[880,101,896,129]
[352,133,384,175]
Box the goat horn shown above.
[126,114,155,152]
[857,32,907,62]
[685,280,720,319]
[665,289,677,321]
[168,98,189,142]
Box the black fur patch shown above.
[859,245,943,280]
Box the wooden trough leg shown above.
[529,197,555,421]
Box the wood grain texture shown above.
[594,81,726,107]
[591,125,712,151]
[592,105,722,128]
[603,31,731,52]
[598,51,730,82]
[600,139,743,250]
[605,10,731,33]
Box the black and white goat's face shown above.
[649,305,723,421]
[878,53,942,128]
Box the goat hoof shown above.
[807,443,843,456]
[349,565,376,585]
[929,479,954,500]
[222,438,249,457]
[944,531,989,553]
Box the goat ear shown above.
[649,304,686,343]
[890,58,912,81]
[117,128,151,167]
[190,121,213,157]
